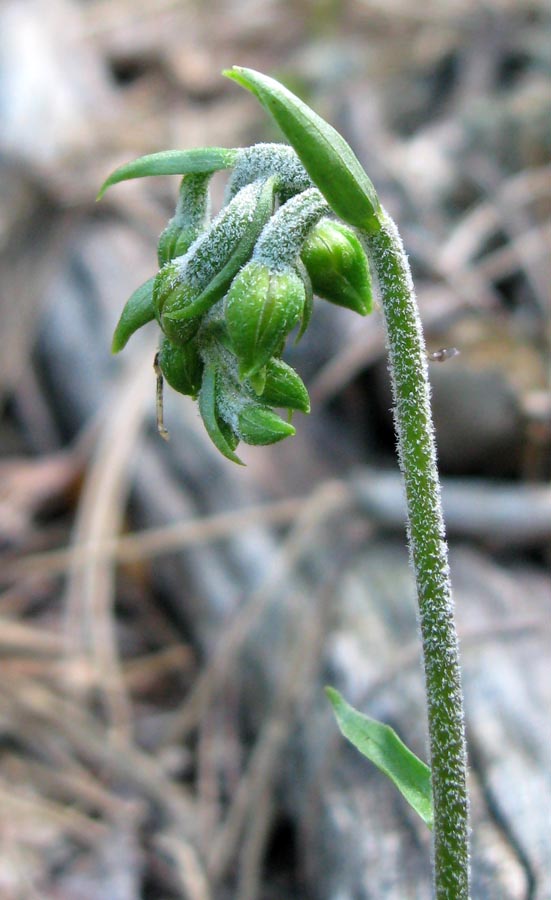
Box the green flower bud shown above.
[158,336,203,399]
[258,358,310,413]
[153,269,202,346]
[198,365,243,465]
[111,276,156,353]
[224,261,305,379]
[157,174,211,267]
[158,177,277,329]
[236,404,295,445]
[301,219,373,316]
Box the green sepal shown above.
[111,275,156,353]
[326,687,434,830]
[301,219,373,316]
[225,261,305,379]
[162,177,278,325]
[224,67,382,233]
[97,148,239,199]
[248,368,267,395]
[217,415,240,452]
[294,258,313,343]
[198,366,243,465]
[237,405,296,445]
[258,358,310,413]
[158,336,203,398]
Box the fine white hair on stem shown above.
[363,211,470,899]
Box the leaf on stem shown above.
[325,687,433,829]
[224,67,382,233]
[97,148,239,199]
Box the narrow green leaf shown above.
[325,687,433,829]
[198,366,244,465]
[224,67,382,233]
[97,148,239,199]
[111,276,156,353]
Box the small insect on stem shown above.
[153,351,170,441]
[427,347,460,363]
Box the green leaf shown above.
[325,687,433,830]
[111,275,156,353]
[97,148,239,199]
[224,67,382,233]
[198,366,244,465]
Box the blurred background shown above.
[0,0,550,897]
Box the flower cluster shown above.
[108,143,373,463]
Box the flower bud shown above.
[111,276,156,353]
[301,219,373,316]
[157,174,211,266]
[158,336,203,399]
[158,177,276,329]
[153,265,203,346]
[236,404,295,445]
[258,358,310,413]
[224,261,305,379]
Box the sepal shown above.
[294,259,313,343]
[258,358,310,413]
[198,366,243,464]
[236,404,296,445]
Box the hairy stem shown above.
[363,212,469,898]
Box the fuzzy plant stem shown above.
[363,211,470,899]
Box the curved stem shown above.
[363,213,470,899]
